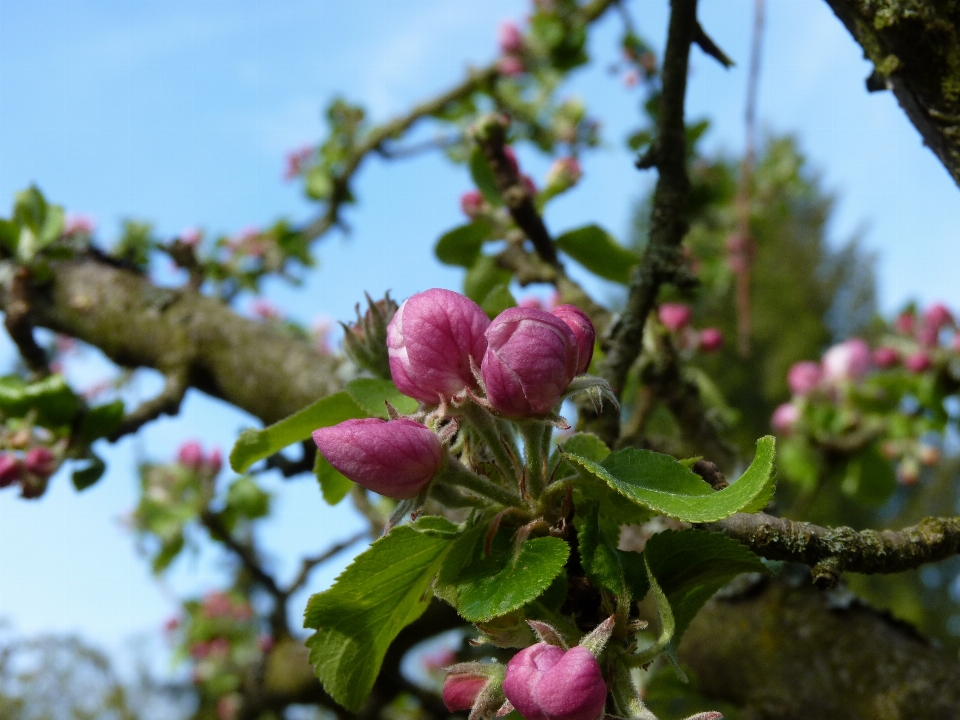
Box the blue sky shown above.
[1,0,958,667]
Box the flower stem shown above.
[520,421,550,499]
[459,402,521,484]
[438,454,523,507]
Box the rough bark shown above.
[679,577,960,719]
[0,256,341,426]
[823,0,960,188]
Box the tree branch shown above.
[0,255,343,427]
[283,530,368,598]
[705,512,960,588]
[110,366,189,440]
[4,267,50,378]
[822,0,960,189]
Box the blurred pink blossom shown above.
[771,403,800,434]
[499,55,526,76]
[498,21,525,54]
[63,213,96,236]
[822,338,871,382]
[284,145,313,181]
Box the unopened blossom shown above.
[312,418,443,500]
[894,311,915,335]
[178,441,205,469]
[503,644,607,720]
[822,338,871,383]
[461,190,485,218]
[498,21,525,54]
[658,303,692,332]
[545,157,583,192]
[482,307,579,417]
[698,328,724,353]
[787,361,822,396]
[443,672,489,712]
[551,305,595,374]
[771,403,799,434]
[499,55,526,76]
[923,303,954,330]
[0,454,22,488]
[387,289,490,404]
[873,346,899,368]
[905,351,932,374]
[23,447,56,479]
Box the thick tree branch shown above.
[705,512,960,588]
[300,0,621,243]
[4,267,50,378]
[0,255,342,427]
[822,0,960,189]
[595,0,700,445]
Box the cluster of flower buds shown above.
[656,302,724,354]
[0,445,59,499]
[341,292,398,379]
[177,440,223,478]
[497,21,527,76]
[313,288,609,502]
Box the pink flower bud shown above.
[499,55,526,76]
[551,305,595,374]
[461,190,485,218]
[904,351,932,374]
[63,213,96,237]
[923,302,954,330]
[178,441,205,470]
[504,644,607,720]
[545,157,582,191]
[179,227,202,246]
[443,673,488,712]
[482,307,579,417]
[312,418,442,500]
[873,346,899,368]
[822,338,871,382]
[787,361,822,396]
[498,21,525,54]
[894,311,915,334]
[771,403,799,435]
[207,448,223,476]
[698,327,724,353]
[387,289,490,404]
[658,303,692,332]
[953,333,960,353]
[0,454,22,488]
[23,447,56,479]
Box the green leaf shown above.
[230,392,365,473]
[469,147,502,205]
[554,225,639,285]
[410,515,462,539]
[455,535,570,622]
[314,451,353,505]
[0,374,80,426]
[464,255,512,305]
[72,455,106,491]
[840,444,897,508]
[78,400,125,443]
[345,378,418,418]
[12,186,64,261]
[303,526,454,711]
[435,220,493,267]
[577,502,648,600]
[643,529,768,653]
[479,284,517,319]
[564,436,777,523]
[225,476,271,521]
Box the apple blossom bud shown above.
[551,305,595,374]
[443,673,489,712]
[178,441,204,469]
[23,447,56,479]
[822,338,871,382]
[0,454,22,488]
[482,307,579,417]
[905,351,932,374]
[894,311,915,335]
[771,403,799,435]
[545,157,582,193]
[343,292,398,380]
[923,303,953,330]
[698,328,724,353]
[207,448,223,476]
[658,303,692,332]
[461,190,486,218]
[312,418,443,500]
[387,289,490,404]
[503,644,607,720]
[787,361,822,396]
[873,346,899,368]
[499,55,526,76]
[498,21,525,54]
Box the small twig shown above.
[201,509,284,599]
[265,439,316,478]
[109,367,189,441]
[693,22,735,68]
[283,530,368,597]
[4,267,50,378]
[704,512,960,589]
[376,134,461,159]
